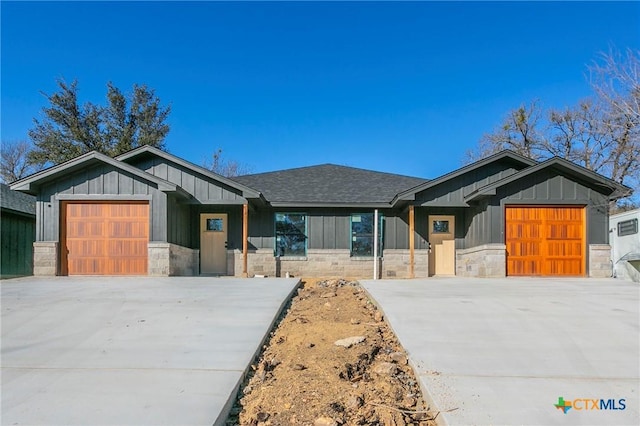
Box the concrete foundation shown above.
[33,241,58,276]
[456,244,507,278]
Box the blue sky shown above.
[2,1,639,179]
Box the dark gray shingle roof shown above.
[233,164,427,205]
[1,183,35,215]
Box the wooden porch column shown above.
[409,205,415,278]
[242,203,248,277]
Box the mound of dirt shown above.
[226,278,437,426]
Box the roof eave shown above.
[10,151,180,195]
[396,150,537,200]
[464,157,632,202]
[269,201,393,209]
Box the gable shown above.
[10,151,180,196]
[37,162,174,199]
[116,145,261,202]
[397,153,535,207]
[465,158,631,203]
[123,153,250,204]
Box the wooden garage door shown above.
[63,202,149,275]
[506,206,585,276]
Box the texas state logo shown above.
[554,396,626,414]
[555,397,572,413]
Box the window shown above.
[351,213,384,257]
[618,218,638,237]
[432,220,449,233]
[206,218,224,231]
[275,213,307,256]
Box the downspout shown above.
[373,209,379,280]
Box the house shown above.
[610,209,640,282]
[10,146,630,278]
[1,183,36,278]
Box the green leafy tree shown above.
[28,79,170,166]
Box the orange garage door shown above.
[506,206,585,276]
[62,202,149,275]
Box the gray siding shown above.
[413,207,466,249]
[190,205,244,250]
[471,170,611,246]
[464,202,488,247]
[35,163,167,242]
[167,195,191,247]
[1,210,35,278]
[415,161,523,206]
[384,213,409,250]
[246,208,408,253]
[247,207,275,251]
[130,156,245,203]
[308,213,350,250]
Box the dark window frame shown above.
[274,212,307,257]
[618,218,638,237]
[350,212,384,257]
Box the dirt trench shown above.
[225,278,438,426]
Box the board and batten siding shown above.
[129,157,245,203]
[35,163,167,242]
[167,195,191,247]
[1,211,35,278]
[414,162,524,207]
[245,208,415,253]
[491,171,610,245]
[189,205,244,250]
[413,207,466,249]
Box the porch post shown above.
[373,209,379,280]
[242,203,248,277]
[409,205,415,278]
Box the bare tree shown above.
[465,100,547,162]
[589,47,640,123]
[1,140,40,183]
[588,48,640,196]
[546,99,612,172]
[467,48,639,207]
[203,148,253,177]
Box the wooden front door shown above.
[63,202,149,275]
[506,206,585,276]
[200,213,228,275]
[428,215,456,276]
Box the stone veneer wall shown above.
[232,248,428,279]
[456,244,506,278]
[381,249,428,278]
[148,242,199,276]
[588,244,612,278]
[33,241,58,276]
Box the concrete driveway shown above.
[1,276,299,426]
[362,278,639,426]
